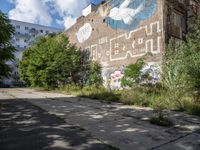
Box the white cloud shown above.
[47,0,89,29]
[53,0,88,15]
[8,0,52,26]
[63,16,77,30]
[7,0,93,30]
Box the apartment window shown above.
[16,38,20,41]
[17,45,20,48]
[16,25,20,29]
[32,35,35,37]
[24,46,27,49]
[24,39,27,43]
[174,12,186,32]
[40,30,43,33]
[45,30,49,34]
[25,27,29,30]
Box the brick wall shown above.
[64,0,165,87]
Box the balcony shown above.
[15,32,31,39]
[29,28,38,34]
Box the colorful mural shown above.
[106,0,157,31]
[141,62,160,84]
[109,70,124,89]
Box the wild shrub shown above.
[120,87,150,107]
[79,85,120,102]
[83,61,103,87]
[121,58,145,88]
[159,19,200,114]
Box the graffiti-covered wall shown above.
[65,0,164,87]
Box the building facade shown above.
[64,0,200,88]
[2,20,63,86]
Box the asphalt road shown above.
[0,88,200,150]
[0,91,116,150]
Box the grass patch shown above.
[185,103,200,115]
[150,115,173,127]
[56,84,200,117]
[78,86,121,102]
[120,88,149,107]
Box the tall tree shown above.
[0,11,16,79]
[19,34,83,89]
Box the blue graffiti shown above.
[106,0,157,31]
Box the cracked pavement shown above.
[0,88,200,150]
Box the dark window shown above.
[40,30,43,33]
[16,25,20,29]
[174,11,186,32]
[83,49,90,61]
[45,31,49,34]
[25,27,29,30]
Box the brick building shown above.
[65,0,200,88]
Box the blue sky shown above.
[0,0,103,30]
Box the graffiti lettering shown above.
[85,21,162,65]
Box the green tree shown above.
[19,47,32,86]
[84,61,102,87]
[0,11,16,79]
[19,34,83,89]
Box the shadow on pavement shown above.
[0,99,115,150]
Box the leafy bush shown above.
[83,61,103,87]
[186,104,200,116]
[180,99,200,115]
[79,86,120,102]
[121,59,145,87]
[157,19,200,115]
[150,115,173,127]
